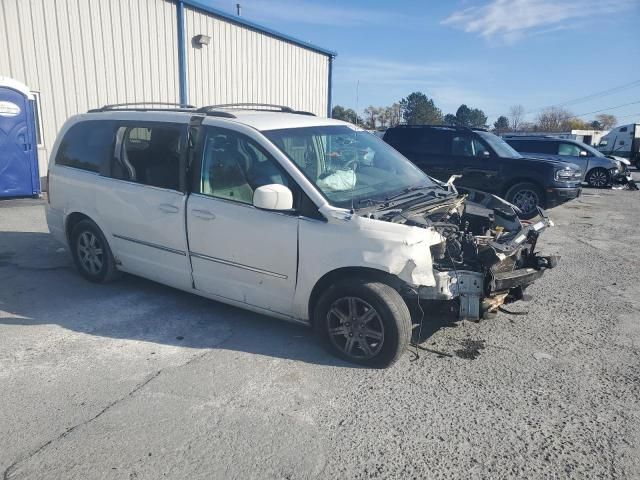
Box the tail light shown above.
[46,169,51,204]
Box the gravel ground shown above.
[1,179,640,479]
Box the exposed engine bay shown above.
[362,184,559,321]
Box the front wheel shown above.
[586,168,610,188]
[314,279,412,368]
[505,182,544,220]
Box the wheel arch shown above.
[65,212,94,243]
[307,266,407,327]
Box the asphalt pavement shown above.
[1,179,639,479]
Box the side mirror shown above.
[579,150,588,157]
[253,184,293,211]
[478,150,491,158]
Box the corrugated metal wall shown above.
[0,0,180,176]
[184,6,329,117]
[0,0,331,182]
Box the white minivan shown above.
[47,104,558,367]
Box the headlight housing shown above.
[555,168,582,182]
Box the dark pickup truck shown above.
[383,125,583,218]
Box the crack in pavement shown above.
[2,369,161,480]
[1,330,233,480]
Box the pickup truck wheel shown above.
[314,279,411,368]
[505,182,544,220]
[70,219,120,283]
[586,168,610,188]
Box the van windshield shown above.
[263,125,439,209]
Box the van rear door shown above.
[100,122,192,290]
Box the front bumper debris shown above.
[417,209,559,321]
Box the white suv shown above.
[47,103,558,367]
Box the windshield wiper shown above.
[385,185,438,201]
[356,185,433,207]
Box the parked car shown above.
[504,135,629,188]
[597,123,640,169]
[382,125,582,219]
[47,104,558,367]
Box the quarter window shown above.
[55,121,116,173]
[200,128,289,205]
[112,124,183,190]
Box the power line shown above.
[503,80,640,119]
[572,100,640,118]
[616,112,640,120]
[555,79,640,108]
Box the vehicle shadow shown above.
[0,232,451,367]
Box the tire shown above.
[586,168,610,188]
[505,182,544,220]
[313,279,412,368]
[70,219,120,283]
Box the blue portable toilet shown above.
[0,77,40,198]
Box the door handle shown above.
[158,204,179,214]
[191,209,216,220]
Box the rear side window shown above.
[112,124,184,190]
[507,139,556,154]
[383,128,421,148]
[55,121,116,173]
[558,143,582,156]
[385,128,450,156]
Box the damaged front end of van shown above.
[357,185,559,321]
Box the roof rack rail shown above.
[393,124,487,132]
[88,102,196,112]
[197,103,316,116]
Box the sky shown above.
[203,0,640,125]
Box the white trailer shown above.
[598,123,640,168]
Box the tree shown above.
[454,104,473,126]
[377,107,389,128]
[443,113,457,125]
[493,115,510,134]
[509,104,525,132]
[469,108,488,128]
[565,118,591,130]
[399,92,443,125]
[446,104,487,128]
[331,105,362,125]
[595,113,617,130]
[590,120,603,130]
[363,106,379,129]
[388,103,402,127]
[536,107,573,132]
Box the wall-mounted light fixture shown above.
[192,34,211,48]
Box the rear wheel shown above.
[505,182,544,219]
[586,168,610,188]
[314,279,412,368]
[70,219,120,283]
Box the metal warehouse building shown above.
[0,0,336,188]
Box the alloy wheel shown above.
[327,296,384,360]
[77,231,104,275]
[589,170,608,188]
[511,189,539,216]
